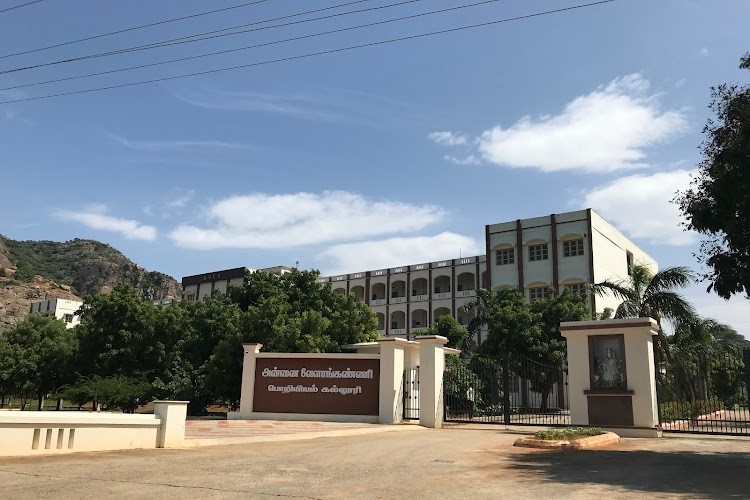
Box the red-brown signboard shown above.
[253,357,380,416]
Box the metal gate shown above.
[444,354,570,426]
[403,367,419,420]
[657,346,750,435]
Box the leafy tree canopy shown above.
[414,315,469,351]
[0,314,77,408]
[675,53,750,299]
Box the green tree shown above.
[593,264,696,363]
[157,293,241,414]
[62,375,154,413]
[674,53,750,299]
[1,314,78,410]
[76,284,174,410]
[414,315,468,350]
[469,288,589,412]
[205,269,379,409]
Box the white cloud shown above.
[428,131,467,146]
[169,191,447,249]
[675,78,687,89]
[699,47,709,56]
[57,205,157,240]
[165,189,195,209]
[582,169,697,246]
[444,154,481,165]
[474,74,686,173]
[108,133,253,151]
[318,232,483,275]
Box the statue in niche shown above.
[590,336,626,390]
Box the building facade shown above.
[318,256,488,340]
[181,265,292,302]
[318,209,657,340]
[28,298,83,329]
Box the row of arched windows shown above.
[332,271,490,298]
[375,306,476,331]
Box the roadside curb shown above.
[514,431,620,450]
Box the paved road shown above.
[0,426,748,499]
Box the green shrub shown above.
[533,427,602,440]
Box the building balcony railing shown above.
[433,292,451,300]
[456,290,476,298]
[390,296,406,304]
[390,328,406,336]
[411,294,428,302]
[371,298,386,306]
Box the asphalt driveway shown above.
[0,425,747,499]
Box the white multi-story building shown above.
[181,265,293,302]
[318,209,657,340]
[29,298,83,329]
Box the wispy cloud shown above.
[581,169,697,246]
[428,131,468,146]
[57,204,157,240]
[0,89,27,122]
[165,189,195,209]
[169,191,447,250]
[143,188,195,219]
[444,154,480,165]
[107,133,253,151]
[699,47,709,56]
[432,74,686,173]
[318,232,483,275]
[172,88,345,122]
[171,85,421,128]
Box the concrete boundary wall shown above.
[230,337,455,428]
[0,401,188,457]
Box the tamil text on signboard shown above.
[253,357,380,415]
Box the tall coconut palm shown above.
[593,264,697,364]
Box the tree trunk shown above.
[37,394,44,411]
[540,389,549,413]
[21,395,27,411]
[56,398,64,411]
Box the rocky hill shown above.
[0,236,181,331]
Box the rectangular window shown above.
[496,248,515,265]
[529,287,550,301]
[565,283,587,296]
[63,314,73,323]
[563,239,585,257]
[528,244,549,262]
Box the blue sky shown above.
[1,0,749,335]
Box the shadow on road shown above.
[506,448,750,499]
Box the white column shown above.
[153,400,189,448]
[560,318,661,437]
[237,343,263,416]
[377,338,408,424]
[417,335,449,428]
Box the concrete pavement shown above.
[0,425,747,499]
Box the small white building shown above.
[29,298,83,329]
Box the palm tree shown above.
[592,264,697,364]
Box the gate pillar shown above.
[560,318,661,438]
[377,338,408,424]
[417,335,449,428]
